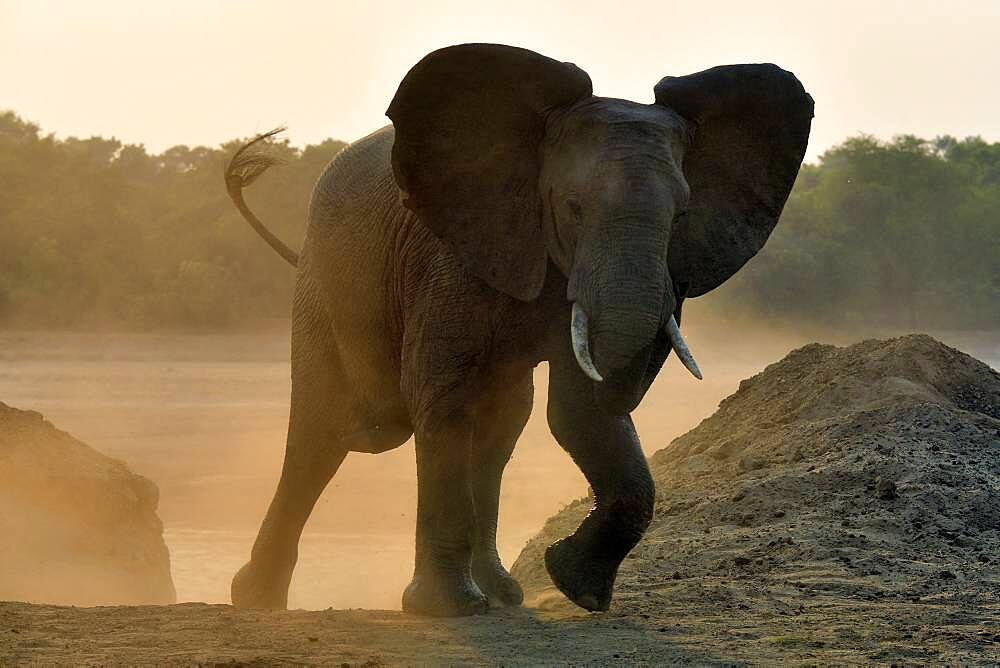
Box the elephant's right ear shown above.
[387,43,592,301]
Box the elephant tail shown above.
[224,127,300,267]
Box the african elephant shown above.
[225,43,812,617]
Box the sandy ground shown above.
[2,333,997,665]
[1,315,997,664]
[0,602,726,665]
[511,335,1000,665]
[4,595,993,665]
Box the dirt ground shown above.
[1,320,997,664]
[2,573,995,664]
[0,602,734,665]
[512,335,1000,665]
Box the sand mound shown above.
[0,402,175,605]
[512,334,999,661]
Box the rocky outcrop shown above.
[512,335,999,658]
[0,402,175,605]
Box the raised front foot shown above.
[231,560,290,610]
[544,535,618,612]
[402,569,489,617]
[473,555,524,607]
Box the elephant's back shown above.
[308,125,405,231]
[303,124,443,306]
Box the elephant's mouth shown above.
[572,295,700,415]
[591,340,658,415]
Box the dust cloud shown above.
[0,301,995,610]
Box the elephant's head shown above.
[387,44,813,414]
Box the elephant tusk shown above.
[571,303,604,382]
[665,315,702,380]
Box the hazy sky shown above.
[3,0,998,161]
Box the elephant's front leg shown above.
[469,373,533,607]
[544,338,656,612]
[402,409,489,617]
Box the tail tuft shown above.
[223,127,299,267]
[225,127,287,189]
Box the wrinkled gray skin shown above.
[227,44,813,617]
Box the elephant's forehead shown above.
[548,97,688,145]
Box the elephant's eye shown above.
[566,198,583,218]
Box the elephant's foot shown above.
[472,555,524,607]
[402,569,489,617]
[544,535,618,612]
[231,560,290,610]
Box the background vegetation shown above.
[1,110,997,329]
[721,134,1000,329]
[0,111,343,327]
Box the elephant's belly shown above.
[339,420,413,454]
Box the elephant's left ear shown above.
[655,64,814,297]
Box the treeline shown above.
[719,134,1000,329]
[0,111,344,327]
[0,110,997,329]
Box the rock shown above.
[0,401,175,605]
[875,477,898,500]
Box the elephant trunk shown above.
[569,187,677,414]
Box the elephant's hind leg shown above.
[232,295,351,609]
[470,372,533,606]
[231,414,347,609]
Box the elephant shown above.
[224,43,813,617]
